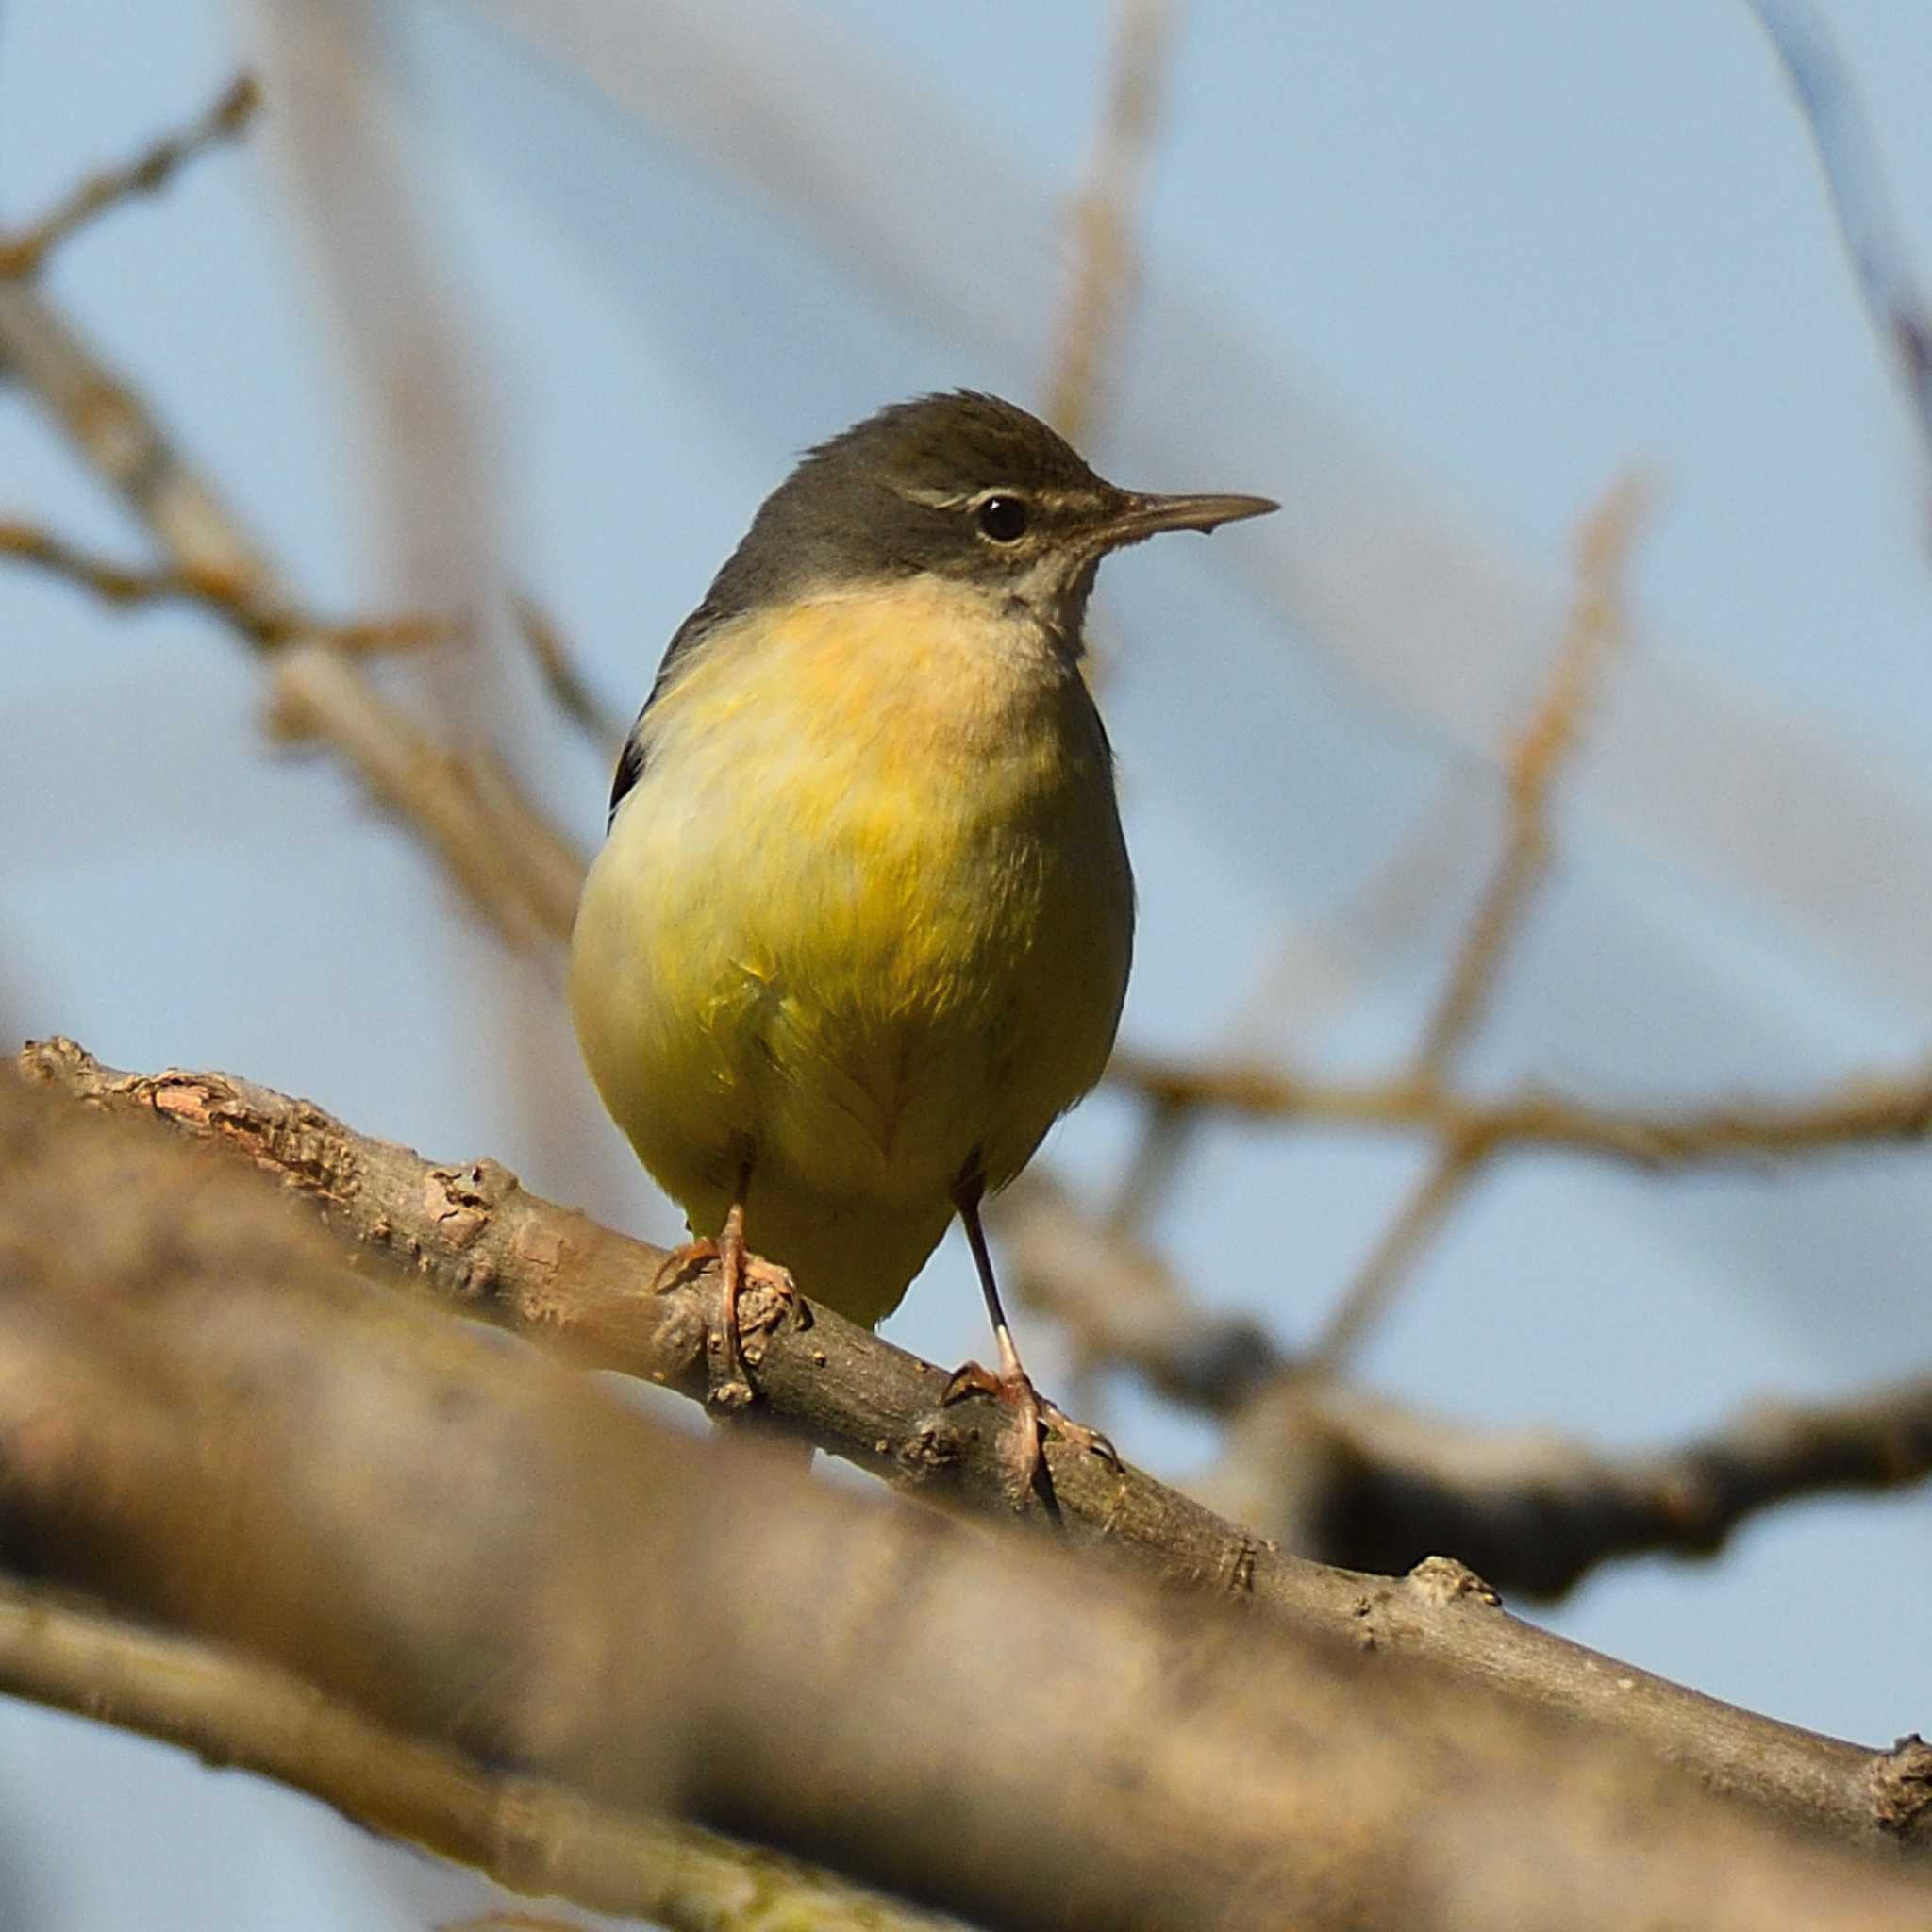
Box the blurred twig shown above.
[0,516,454,649]
[1309,474,1651,1363]
[0,74,590,948]
[1416,475,1652,1076]
[1041,0,1176,1255]
[512,593,628,754]
[1310,1128,1491,1368]
[1107,1047,1932,1165]
[0,74,259,278]
[1042,0,1174,449]
[1219,1368,1932,1602]
[1748,0,1932,491]
[0,1584,945,1932]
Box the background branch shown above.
[1313,472,1650,1364]
[1041,0,1173,448]
[0,77,589,950]
[1107,1045,1932,1163]
[0,74,259,278]
[0,1584,941,1932]
[1748,0,1932,495]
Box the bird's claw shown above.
[651,1236,802,1409]
[647,1236,721,1297]
[940,1359,1119,1501]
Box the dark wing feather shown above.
[606,604,722,830]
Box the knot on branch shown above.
[1407,1555,1503,1608]
[1872,1733,1932,1844]
[424,1160,519,1254]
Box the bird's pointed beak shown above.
[1094,489,1279,549]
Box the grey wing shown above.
[607,604,720,828]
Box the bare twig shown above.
[0,75,260,279]
[0,1585,946,1932]
[1289,474,1650,1367]
[266,643,553,948]
[21,1035,1931,1860]
[0,516,455,649]
[1042,0,1174,448]
[0,279,587,948]
[511,593,628,753]
[1747,0,1932,488]
[0,72,590,947]
[1417,475,1653,1074]
[1108,1046,1932,1165]
[7,1053,1932,1931]
[1308,1128,1491,1366]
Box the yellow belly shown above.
[568,586,1133,1327]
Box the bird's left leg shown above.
[941,1167,1119,1500]
[650,1167,801,1407]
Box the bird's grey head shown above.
[696,391,1276,645]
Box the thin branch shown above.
[1306,474,1651,1365]
[1416,473,1653,1074]
[0,1585,944,1932]
[0,75,260,279]
[20,1035,1929,1859]
[1041,0,1174,448]
[1108,1046,1932,1165]
[511,592,629,754]
[7,1053,1932,1930]
[1747,0,1932,488]
[1307,1128,1491,1367]
[0,278,587,949]
[266,643,554,949]
[0,516,455,650]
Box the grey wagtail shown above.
[569,391,1274,1489]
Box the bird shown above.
[569,391,1275,1491]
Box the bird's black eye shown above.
[974,494,1031,542]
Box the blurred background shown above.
[4,2,1931,1924]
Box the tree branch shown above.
[1748,0,1932,493]
[0,75,260,279]
[0,1584,943,1932]
[4,1056,1932,1932]
[0,515,456,649]
[0,217,587,948]
[19,1037,1927,1861]
[1413,475,1650,1078]
[1309,473,1649,1362]
[1107,1045,1932,1163]
[1041,0,1173,449]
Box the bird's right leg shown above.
[650,1165,800,1408]
[941,1167,1118,1502]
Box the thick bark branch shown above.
[20,1037,1928,1863]
[4,1058,1932,1932]
[0,1584,943,1932]
[1217,1371,1932,1599]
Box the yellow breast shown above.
[569,581,1133,1326]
